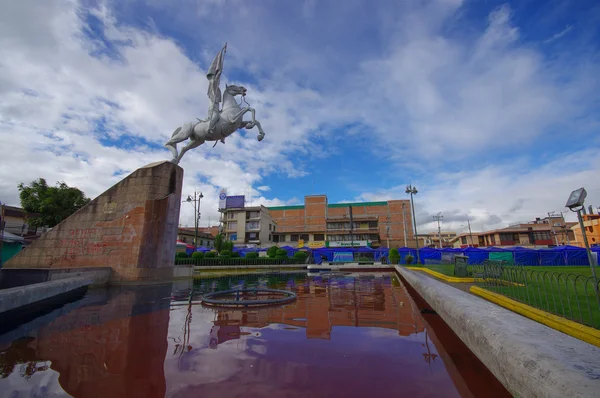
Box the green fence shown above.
[473,263,600,329]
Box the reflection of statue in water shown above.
[165,43,265,164]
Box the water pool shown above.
[0,271,510,397]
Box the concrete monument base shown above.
[3,161,183,285]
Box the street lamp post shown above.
[406,185,419,264]
[185,191,204,248]
[565,187,599,304]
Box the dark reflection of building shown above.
[207,273,424,346]
[0,285,172,398]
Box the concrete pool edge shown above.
[395,265,600,398]
[0,277,91,314]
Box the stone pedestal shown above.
[4,161,183,284]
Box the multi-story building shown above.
[220,205,275,247]
[449,216,576,248]
[571,213,600,248]
[1,205,40,239]
[268,195,414,248]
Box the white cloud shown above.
[356,148,600,232]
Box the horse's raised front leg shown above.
[244,108,265,141]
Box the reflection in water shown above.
[0,272,510,398]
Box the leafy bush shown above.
[293,251,308,261]
[231,251,240,258]
[219,250,232,258]
[389,248,400,265]
[245,252,259,259]
[191,252,204,259]
[267,245,279,258]
[176,252,189,258]
[205,251,217,258]
[405,254,414,265]
[275,248,288,259]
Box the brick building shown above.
[449,215,576,248]
[267,195,414,248]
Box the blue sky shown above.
[1,0,599,232]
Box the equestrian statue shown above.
[165,43,265,164]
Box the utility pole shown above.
[548,211,560,246]
[348,205,354,248]
[466,217,474,247]
[185,191,204,247]
[405,185,419,263]
[433,212,443,248]
[401,203,408,247]
[385,213,391,248]
[560,211,570,245]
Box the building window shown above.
[300,234,309,241]
[246,211,260,219]
[228,221,237,230]
[230,233,237,241]
[269,234,272,241]
[273,235,280,243]
[247,232,258,240]
[181,237,187,243]
[533,231,551,241]
[461,236,467,244]
[227,212,235,220]
[314,234,325,241]
[290,234,299,242]
[499,233,514,242]
[269,224,272,231]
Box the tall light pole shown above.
[565,187,598,304]
[406,185,419,263]
[401,203,408,247]
[186,191,204,247]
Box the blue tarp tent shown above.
[562,246,590,265]
[512,247,539,266]
[419,248,441,264]
[538,247,566,266]
[462,248,489,264]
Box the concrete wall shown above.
[0,267,111,289]
[4,161,183,284]
[395,266,600,397]
[0,277,91,314]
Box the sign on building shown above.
[226,195,245,209]
[218,189,227,209]
[328,240,370,248]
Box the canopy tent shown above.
[511,247,539,266]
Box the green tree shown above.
[214,234,224,253]
[223,240,234,252]
[389,248,400,265]
[18,178,90,228]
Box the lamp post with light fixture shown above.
[185,191,204,248]
[565,187,598,303]
[406,185,419,264]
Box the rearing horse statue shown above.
[165,44,265,164]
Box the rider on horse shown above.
[206,43,227,143]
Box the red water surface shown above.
[0,272,510,398]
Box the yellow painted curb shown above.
[405,267,476,283]
[470,285,600,348]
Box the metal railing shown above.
[175,257,307,267]
[474,263,600,329]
